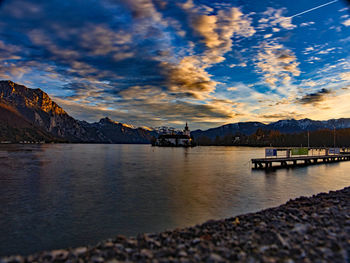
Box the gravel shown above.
[2,187,350,262]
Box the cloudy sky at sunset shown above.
[0,0,349,129]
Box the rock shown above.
[50,249,69,260]
[91,256,104,263]
[191,238,201,245]
[140,249,153,258]
[207,253,224,262]
[73,247,88,256]
[3,187,350,262]
[178,250,188,257]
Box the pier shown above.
[252,147,350,169]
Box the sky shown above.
[0,0,349,129]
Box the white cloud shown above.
[229,62,247,68]
[342,19,350,27]
[340,72,350,81]
[308,56,321,62]
[258,8,296,30]
[304,46,314,52]
[227,87,237,91]
[255,42,300,88]
[302,80,318,87]
[300,21,315,27]
[182,5,255,64]
[317,47,336,55]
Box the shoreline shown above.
[2,187,350,262]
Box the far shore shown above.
[1,187,350,262]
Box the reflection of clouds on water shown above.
[166,147,263,227]
[1,144,350,256]
[0,144,48,255]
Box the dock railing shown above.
[253,147,350,169]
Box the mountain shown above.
[266,118,350,133]
[84,117,157,143]
[191,122,265,140]
[0,101,57,142]
[2,80,350,144]
[0,80,155,143]
[0,80,91,142]
[191,118,350,140]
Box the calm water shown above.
[1,144,350,256]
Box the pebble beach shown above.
[2,187,350,263]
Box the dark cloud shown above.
[0,0,167,82]
[0,0,254,128]
[297,88,333,105]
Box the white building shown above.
[155,123,193,146]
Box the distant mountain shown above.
[266,118,350,133]
[0,80,155,143]
[191,122,265,139]
[2,80,350,144]
[84,117,157,143]
[191,118,350,140]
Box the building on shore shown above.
[154,123,194,147]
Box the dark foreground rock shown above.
[2,187,350,262]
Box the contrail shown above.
[289,0,339,18]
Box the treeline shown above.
[0,123,60,143]
[194,128,350,147]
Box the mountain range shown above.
[191,118,350,140]
[0,80,155,143]
[1,80,350,143]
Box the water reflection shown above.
[1,144,350,256]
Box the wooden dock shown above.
[252,147,350,169]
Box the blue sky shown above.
[0,0,349,129]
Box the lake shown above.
[1,144,350,256]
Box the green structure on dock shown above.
[252,147,350,169]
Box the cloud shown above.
[260,112,305,120]
[296,88,333,105]
[229,62,247,68]
[182,4,255,64]
[79,24,133,59]
[0,0,349,129]
[317,47,336,55]
[0,40,21,61]
[119,0,162,21]
[227,87,238,91]
[160,56,217,97]
[191,15,221,48]
[340,72,350,81]
[0,0,259,128]
[343,19,350,26]
[302,80,318,87]
[303,46,314,53]
[118,85,169,101]
[255,42,300,87]
[307,56,321,63]
[300,21,315,27]
[258,8,296,30]
[55,83,239,128]
[111,83,240,127]
[0,63,28,80]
